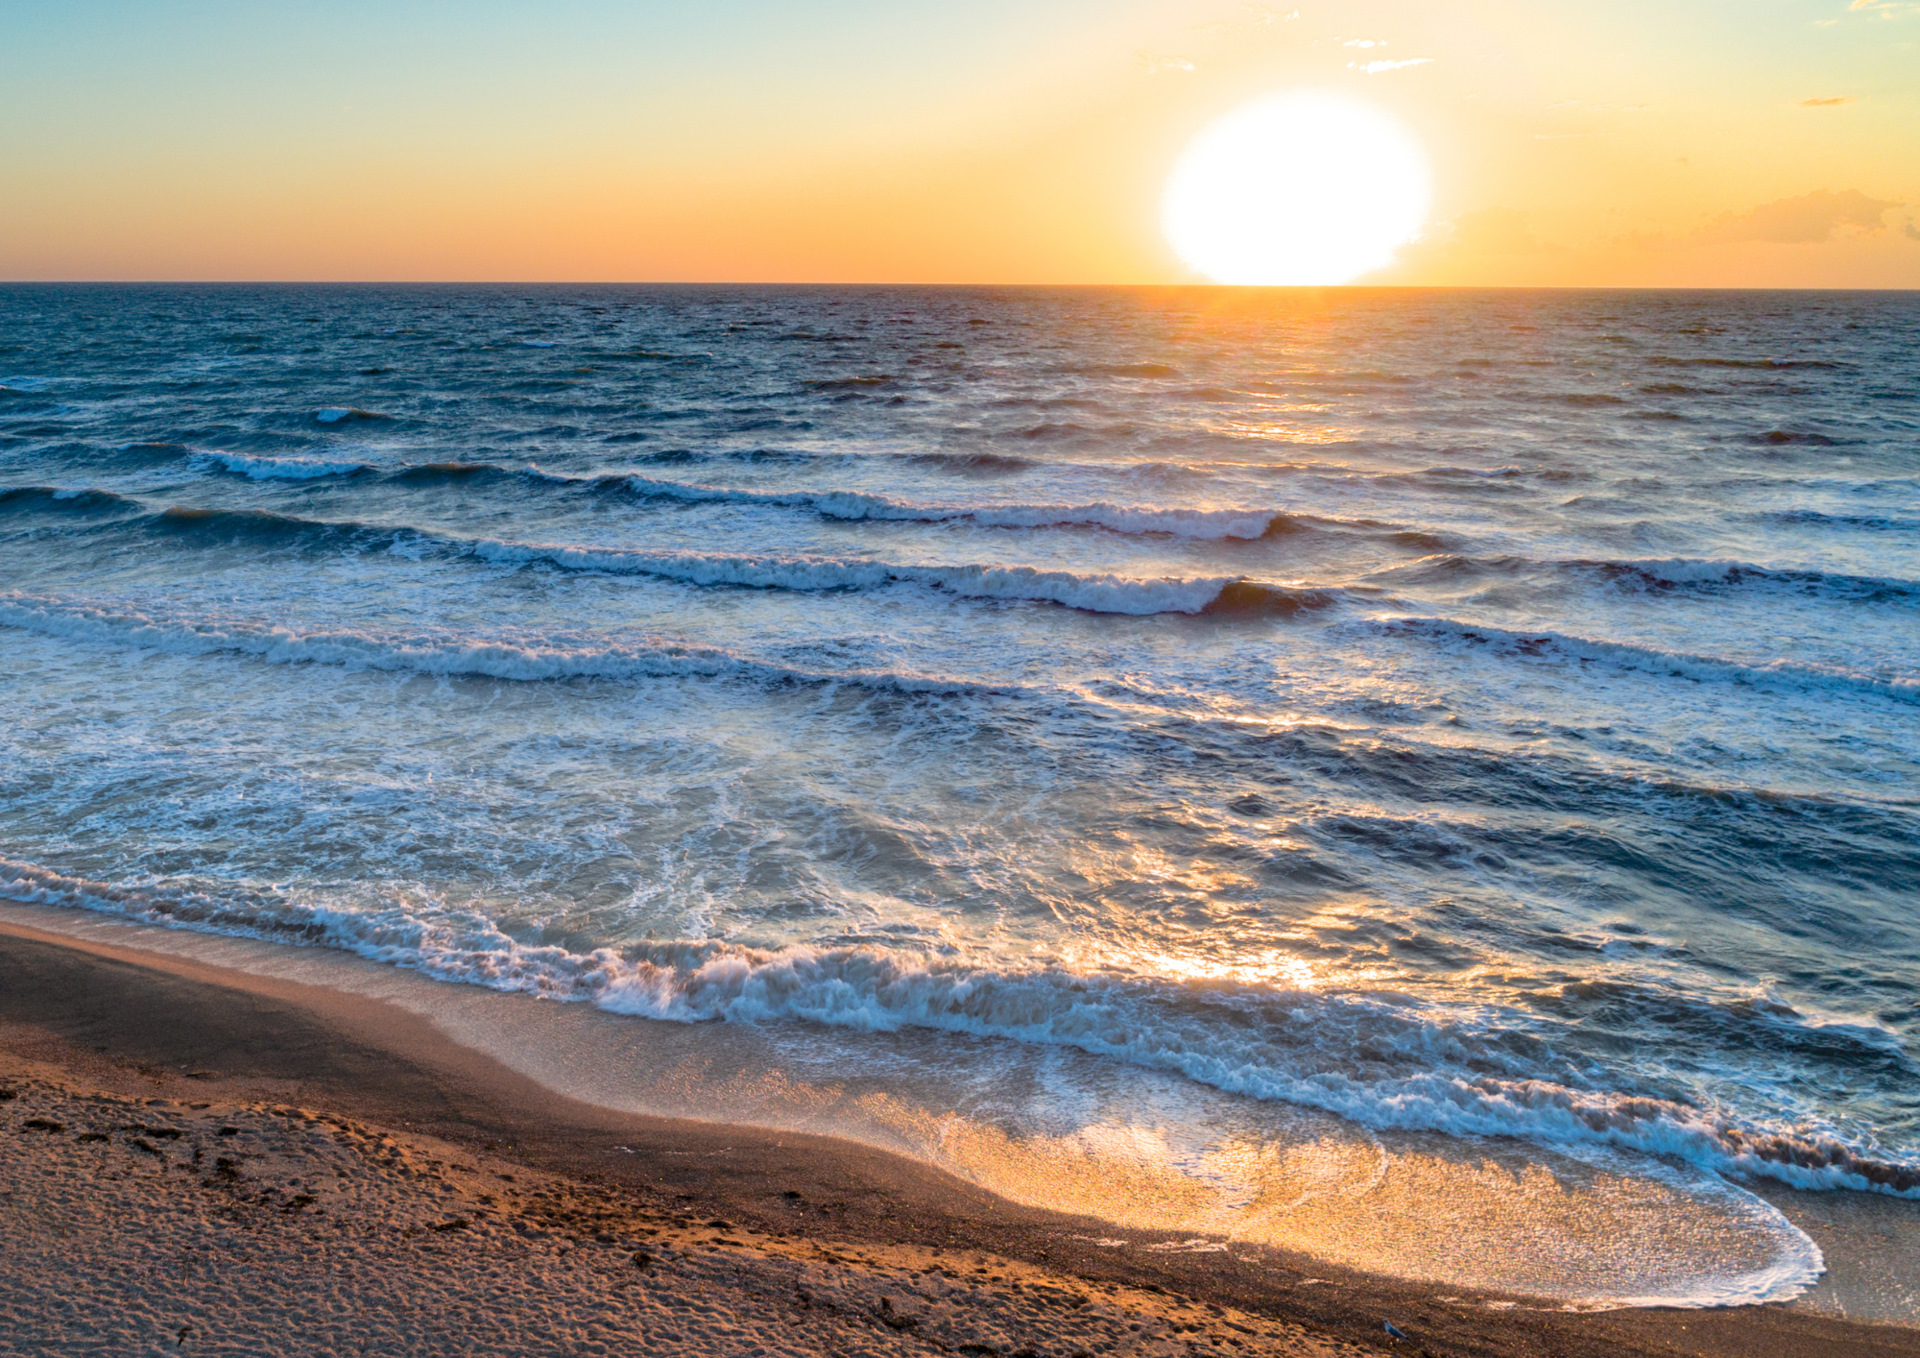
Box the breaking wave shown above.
[2,494,1344,617]
[1377,553,1920,603]
[0,485,144,518]
[145,452,1453,549]
[1378,616,1920,705]
[573,470,1290,540]
[3,852,1913,1199]
[1757,508,1920,534]
[193,450,375,480]
[386,461,523,486]
[1584,557,1920,600]
[471,537,1335,616]
[461,465,1444,545]
[0,592,1000,694]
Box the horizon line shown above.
[4,280,1919,293]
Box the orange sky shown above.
[1,0,1915,285]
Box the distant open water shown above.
[2,285,1916,1205]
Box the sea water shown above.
[2,285,1915,1306]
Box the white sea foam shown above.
[0,591,1001,695]
[10,494,1339,616]
[0,851,1910,1203]
[469,537,1242,614]
[542,469,1285,540]
[192,451,373,481]
[1606,557,1793,587]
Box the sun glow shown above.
[1163,92,1431,286]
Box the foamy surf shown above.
[0,891,1830,1313]
[539,468,1291,540]
[1,852,1910,1203]
[1,496,1348,617]
[469,538,1330,615]
[192,450,375,480]
[0,592,1005,694]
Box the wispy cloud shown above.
[1800,96,1853,106]
[1707,189,1902,243]
[1349,57,1434,74]
[1342,38,1386,48]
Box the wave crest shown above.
[0,485,144,517]
[1379,553,1920,603]
[1378,616,1920,705]
[538,469,1289,541]
[0,591,1001,694]
[193,451,374,481]
[472,538,1280,615]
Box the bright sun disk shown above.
[1163,91,1431,286]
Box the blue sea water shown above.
[2,285,1916,1295]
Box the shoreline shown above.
[2,915,1915,1357]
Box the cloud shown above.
[1907,219,1920,242]
[1342,38,1386,48]
[1706,189,1902,243]
[1349,57,1433,73]
[1800,96,1853,106]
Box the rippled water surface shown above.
[3,285,1916,1300]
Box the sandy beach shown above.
[3,918,1914,1358]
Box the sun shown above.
[1163,92,1431,286]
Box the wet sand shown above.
[2,918,1915,1358]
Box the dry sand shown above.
[0,1067,1351,1358]
[2,918,1915,1358]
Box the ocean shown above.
[2,284,1915,1308]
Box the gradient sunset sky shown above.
[3,0,1916,285]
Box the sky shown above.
[1,0,1916,285]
